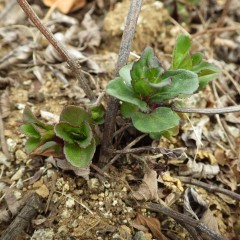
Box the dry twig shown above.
[146,202,224,240]
[178,176,240,201]
[0,112,10,160]
[17,0,94,100]
[99,0,143,166]
[172,104,240,115]
[0,193,43,240]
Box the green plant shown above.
[20,106,97,168]
[106,34,219,139]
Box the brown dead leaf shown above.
[45,156,90,179]
[133,213,167,240]
[42,0,86,14]
[214,148,227,166]
[132,168,158,201]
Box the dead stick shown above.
[146,202,224,240]
[17,0,94,100]
[0,193,43,240]
[172,104,240,114]
[0,112,10,160]
[178,176,240,201]
[110,146,186,156]
[99,0,143,167]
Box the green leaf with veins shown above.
[131,47,164,97]
[171,34,192,70]
[23,106,52,130]
[20,124,40,138]
[59,106,92,127]
[119,63,133,86]
[25,138,41,154]
[131,107,180,133]
[64,140,96,168]
[106,77,148,111]
[150,69,199,103]
[120,102,139,118]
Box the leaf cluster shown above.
[20,106,99,168]
[106,34,219,139]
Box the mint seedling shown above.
[20,106,97,168]
[106,34,219,139]
[171,34,219,89]
[55,106,96,168]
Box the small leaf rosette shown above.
[20,106,56,154]
[55,106,96,168]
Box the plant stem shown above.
[99,0,143,167]
[172,104,240,114]
[146,202,224,240]
[17,0,94,100]
[178,176,240,201]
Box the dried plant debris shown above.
[179,158,220,179]
[184,188,220,238]
[132,213,168,240]
[45,156,90,179]
[132,168,159,201]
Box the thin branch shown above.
[181,223,203,240]
[0,112,10,160]
[0,193,43,240]
[172,104,240,115]
[17,0,94,100]
[178,176,240,201]
[215,0,232,28]
[192,25,240,38]
[146,202,224,240]
[102,134,147,172]
[110,146,186,157]
[99,0,143,166]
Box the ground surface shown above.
[0,0,240,239]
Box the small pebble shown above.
[16,179,24,189]
[11,167,25,181]
[15,149,27,162]
[7,138,17,152]
[65,198,75,208]
[0,151,10,167]
[87,178,100,190]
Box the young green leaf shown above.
[90,105,105,124]
[20,124,40,138]
[120,102,139,118]
[172,34,192,70]
[31,141,63,157]
[25,138,41,154]
[192,61,219,89]
[64,140,96,168]
[59,106,92,127]
[55,122,93,148]
[106,77,148,111]
[150,69,198,103]
[23,106,53,130]
[131,47,164,96]
[119,63,133,85]
[131,107,180,133]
